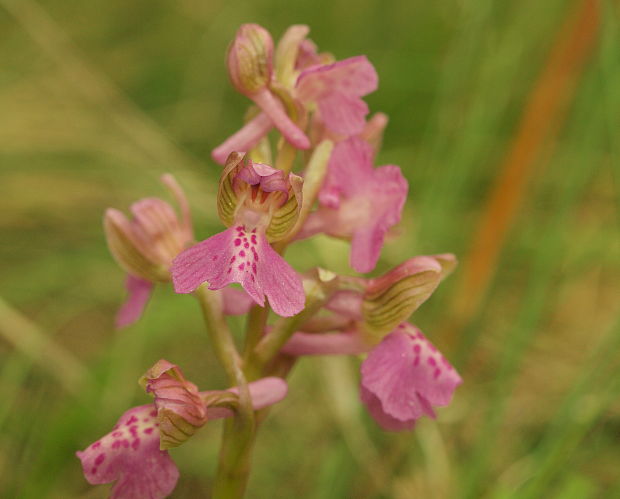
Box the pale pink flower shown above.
[296,55,378,136]
[172,155,305,317]
[104,175,193,328]
[360,323,461,431]
[299,137,408,273]
[77,373,288,499]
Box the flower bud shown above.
[227,23,274,96]
[140,360,208,450]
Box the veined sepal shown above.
[140,360,208,450]
[361,256,452,343]
[104,209,170,282]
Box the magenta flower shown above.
[299,137,408,273]
[172,154,305,317]
[296,55,378,136]
[104,174,193,328]
[360,323,462,431]
[77,363,288,499]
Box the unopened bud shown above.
[227,24,274,96]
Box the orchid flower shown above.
[77,360,288,499]
[104,174,193,328]
[279,255,460,430]
[172,153,306,317]
[298,136,408,273]
[296,55,378,136]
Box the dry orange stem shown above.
[446,0,600,348]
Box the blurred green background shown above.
[1,0,619,497]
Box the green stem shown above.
[242,305,269,367]
[248,294,330,374]
[193,286,256,499]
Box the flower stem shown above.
[242,304,269,368]
[193,285,256,499]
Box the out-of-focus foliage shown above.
[0,0,618,497]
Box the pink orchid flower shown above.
[296,55,378,136]
[77,363,288,499]
[172,154,306,317]
[104,175,193,328]
[298,136,408,273]
[282,322,461,431]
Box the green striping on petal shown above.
[265,173,303,241]
[361,257,443,343]
[104,209,169,282]
[157,409,204,450]
[217,152,246,227]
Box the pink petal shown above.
[297,56,378,136]
[115,275,154,329]
[211,112,274,165]
[297,55,378,101]
[171,226,304,317]
[321,137,374,202]
[76,405,179,499]
[350,225,387,274]
[318,91,370,136]
[360,324,461,429]
[360,386,415,431]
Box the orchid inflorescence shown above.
[78,23,462,499]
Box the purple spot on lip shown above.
[239,250,245,257]
[95,453,106,465]
[238,263,245,271]
[230,256,236,264]
[144,427,154,434]
[244,242,250,249]
[251,235,257,244]
[234,238,241,246]
[413,344,421,354]
[413,356,420,366]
